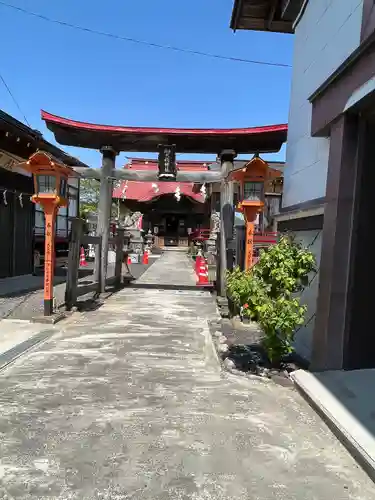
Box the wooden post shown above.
[216,233,221,294]
[94,146,117,293]
[114,228,125,287]
[96,237,102,294]
[65,218,83,310]
[235,224,246,270]
[219,150,236,296]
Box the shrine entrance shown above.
[42,110,287,294]
[163,214,190,247]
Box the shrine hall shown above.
[112,158,212,247]
[111,157,284,248]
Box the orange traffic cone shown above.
[195,253,203,275]
[197,259,209,286]
[142,250,149,265]
[79,246,87,267]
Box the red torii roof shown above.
[41,111,287,154]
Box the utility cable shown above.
[0,72,31,127]
[0,1,292,69]
[307,230,321,249]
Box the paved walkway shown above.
[0,252,373,499]
[136,249,196,286]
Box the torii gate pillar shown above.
[94,146,118,291]
[219,149,236,296]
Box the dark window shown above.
[60,178,67,197]
[36,175,56,193]
[244,182,263,202]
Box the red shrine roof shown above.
[112,159,208,203]
[41,111,287,154]
[113,181,204,203]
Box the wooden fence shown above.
[65,218,130,310]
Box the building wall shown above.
[292,229,322,361]
[283,0,364,208]
[0,166,34,278]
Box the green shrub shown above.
[257,296,307,363]
[226,235,315,364]
[226,267,266,320]
[252,235,316,298]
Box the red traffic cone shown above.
[142,250,149,265]
[195,254,203,275]
[79,246,87,267]
[197,260,209,286]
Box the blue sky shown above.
[0,0,293,167]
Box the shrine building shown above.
[112,156,284,249]
[112,158,212,248]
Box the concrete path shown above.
[136,249,196,287]
[0,253,374,499]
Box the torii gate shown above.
[42,110,287,294]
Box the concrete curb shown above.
[0,275,66,299]
[290,370,375,483]
[0,328,56,372]
[0,285,43,299]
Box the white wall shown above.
[283,0,364,208]
[293,229,322,361]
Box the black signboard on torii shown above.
[158,144,177,181]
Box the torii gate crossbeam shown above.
[72,167,222,183]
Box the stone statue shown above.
[122,212,144,256]
[122,211,143,230]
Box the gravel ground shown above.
[0,259,156,321]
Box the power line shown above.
[307,230,321,249]
[0,72,31,127]
[295,312,316,335]
[0,1,292,69]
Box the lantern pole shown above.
[244,210,257,271]
[43,206,58,315]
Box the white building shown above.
[230,0,375,370]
